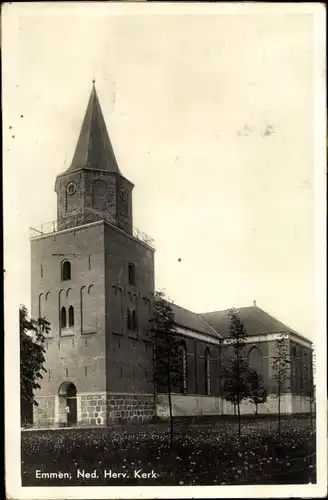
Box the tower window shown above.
[60,307,67,328]
[127,309,132,330]
[62,260,71,281]
[68,306,75,327]
[132,310,137,332]
[40,265,43,278]
[128,263,136,286]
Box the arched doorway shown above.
[58,381,77,427]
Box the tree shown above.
[149,291,184,447]
[308,346,316,429]
[272,333,290,435]
[247,368,267,415]
[301,345,316,429]
[20,305,50,425]
[221,308,250,438]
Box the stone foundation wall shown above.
[33,396,56,428]
[32,392,311,428]
[80,394,107,425]
[32,393,155,428]
[106,394,155,423]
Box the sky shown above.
[3,3,325,343]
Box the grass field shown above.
[21,416,316,486]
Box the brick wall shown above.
[31,222,107,399]
[104,223,155,395]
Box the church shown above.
[30,84,313,428]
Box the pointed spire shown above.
[65,83,121,174]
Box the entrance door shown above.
[58,381,78,427]
[66,383,77,426]
[66,396,77,426]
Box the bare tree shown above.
[221,308,250,438]
[301,345,316,429]
[272,333,290,435]
[149,291,183,447]
[309,347,316,429]
[247,368,268,416]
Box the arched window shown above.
[62,260,71,281]
[248,346,263,375]
[291,345,297,388]
[300,351,304,392]
[127,309,132,330]
[60,307,67,328]
[68,306,74,327]
[181,344,188,394]
[132,310,137,332]
[38,293,44,318]
[205,348,211,395]
[128,263,136,286]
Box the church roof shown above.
[201,306,302,339]
[65,83,121,174]
[170,303,223,339]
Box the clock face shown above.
[66,182,77,196]
[120,188,128,201]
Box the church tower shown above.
[54,82,133,235]
[31,83,156,427]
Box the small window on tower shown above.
[127,309,132,330]
[132,310,138,332]
[62,260,71,281]
[60,307,67,328]
[68,306,74,327]
[128,263,136,286]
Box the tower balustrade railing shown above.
[29,211,155,248]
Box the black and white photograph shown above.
[3,2,326,499]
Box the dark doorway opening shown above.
[58,381,77,427]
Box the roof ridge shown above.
[198,313,223,338]
[201,306,248,316]
[255,306,299,335]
